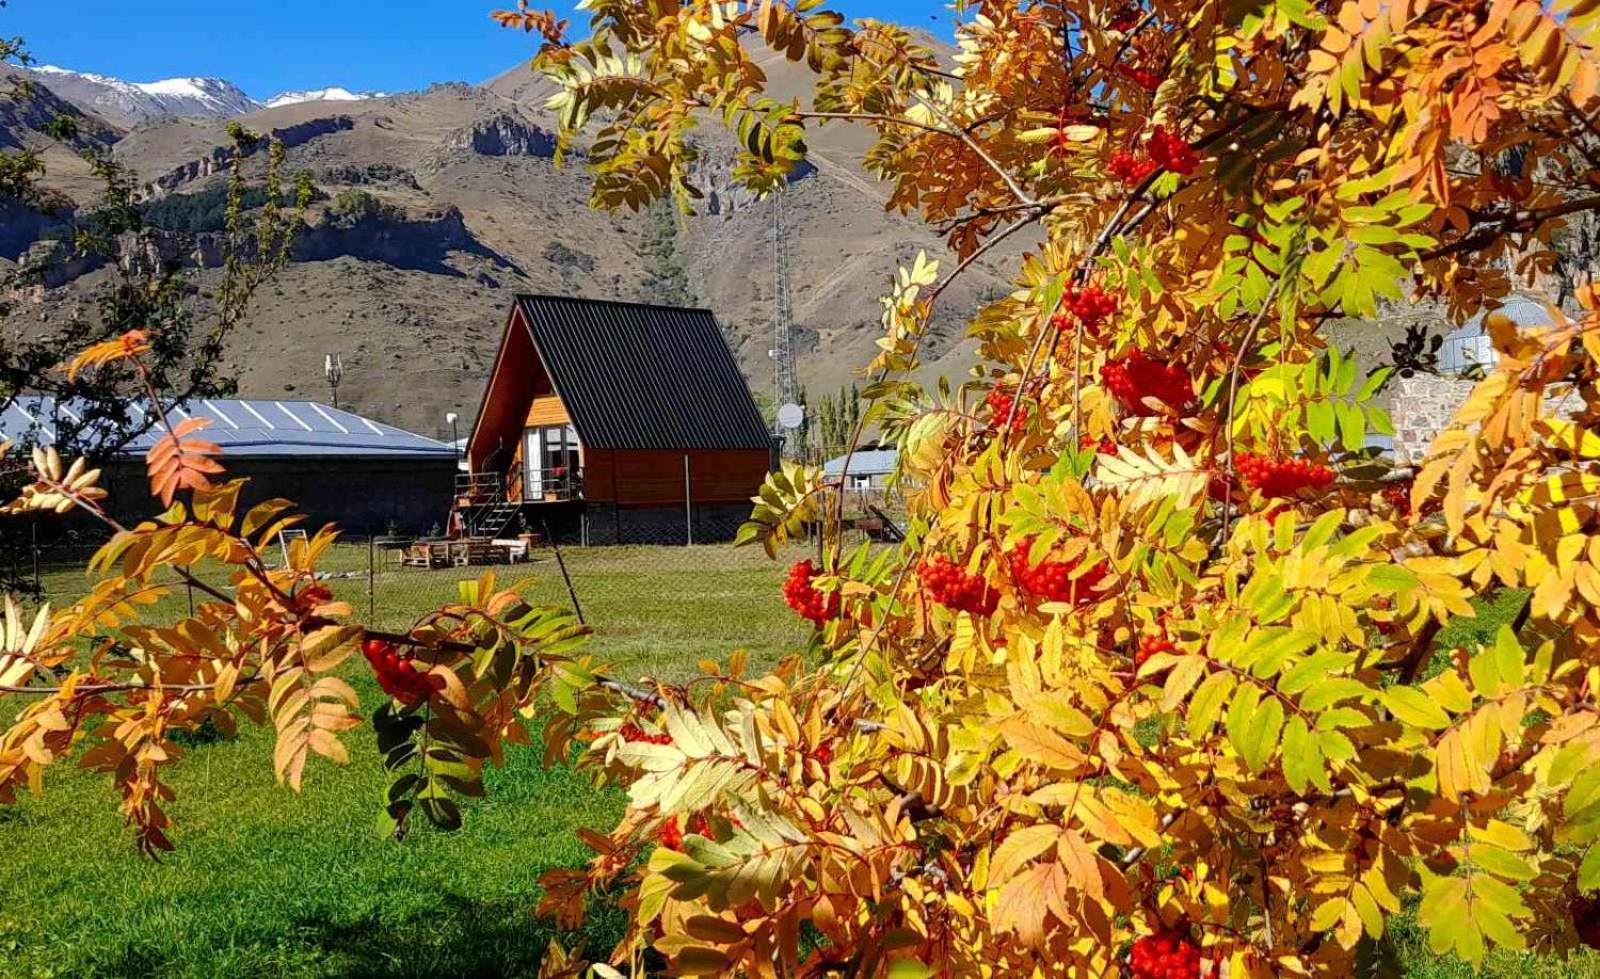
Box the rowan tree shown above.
[490,0,1600,973]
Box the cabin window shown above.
[524,424,581,497]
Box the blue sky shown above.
[2,0,949,99]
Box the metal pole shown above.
[30,522,38,594]
[544,520,585,625]
[368,535,376,625]
[683,454,693,547]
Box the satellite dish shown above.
[777,403,805,430]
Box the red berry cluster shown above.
[919,556,999,616]
[619,723,673,745]
[985,386,1030,434]
[1130,931,1203,979]
[1136,632,1177,667]
[1080,434,1117,454]
[659,816,683,849]
[1108,3,1142,31]
[1007,539,1108,605]
[292,584,333,614]
[1118,64,1164,92]
[1235,453,1335,499]
[782,559,839,625]
[1100,350,1194,417]
[361,638,441,705]
[1148,126,1199,176]
[1382,484,1411,517]
[658,811,724,850]
[1064,284,1118,333]
[1110,147,1160,185]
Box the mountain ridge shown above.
[19,65,384,125]
[3,53,1011,442]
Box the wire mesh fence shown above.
[26,533,883,678]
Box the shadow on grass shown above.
[74,892,629,979]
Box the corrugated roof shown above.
[0,396,456,459]
[823,447,898,477]
[516,295,773,451]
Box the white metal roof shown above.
[0,397,456,459]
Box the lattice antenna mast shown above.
[771,193,799,413]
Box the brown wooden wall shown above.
[467,306,556,474]
[582,448,768,506]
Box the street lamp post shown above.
[324,353,343,410]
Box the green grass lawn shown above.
[2,550,1596,976]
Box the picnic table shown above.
[399,539,526,569]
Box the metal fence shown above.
[23,533,884,675]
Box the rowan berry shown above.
[658,816,683,849]
[619,723,673,745]
[1118,64,1164,91]
[783,559,839,625]
[1234,453,1335,499]
[918,556,999,616]
[294,585,333,613]
[1129,930,1202,979]
[1148,126,1199,176]
[1136,632,1176,666]
[1063,283,1118,333]
[985,386,1029,433]
[360,638,441,705]
[1108,3,1142,31]
[1110,147,1159,185]
[1100,350,1194,416]
[1007,537,1107,605]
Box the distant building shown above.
[1390,298,1555,463]
[0,397,457,535]
[823,446,897,489]
[462,295,775,543]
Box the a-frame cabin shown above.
[459,295,776,543]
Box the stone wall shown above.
[1389,374,1477,464]
[1389,371,1582,464]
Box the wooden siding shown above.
[583,448,768,506]
[467,305,556,474]
[526,395,570,426]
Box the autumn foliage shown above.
[2,0,1600,975]
[499,0,1600,972]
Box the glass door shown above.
[524,427,542,497]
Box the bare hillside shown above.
[8,52,1013,439]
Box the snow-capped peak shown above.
[26,65,261,123]
[264,87,385,109]
[26,65,391,126]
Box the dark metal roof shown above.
[0,396,455,459]
[515,294,772,451]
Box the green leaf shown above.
[1307,398,1337,444]
[1578,845,1600,893]
[1338,401,1366,451]
[1241,695,1285,772]
[1383,686,1451,730]
[1282,716,1319,793]
[1187,671,1236,738]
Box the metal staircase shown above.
[469,500,521,539]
